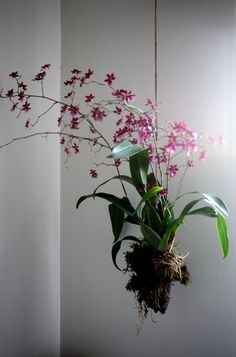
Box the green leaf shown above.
[76,192,136,219]
[202,193,228,217]
[158,218,183,252]
[180,199,203,217]
[140,224,161,250]
[129,149,149,194]
[187,206,217,218]
[93,175,134,195]
[108,204,124,242]
[162,205,174,228]
[135,186,163,218]
[143,203,162,235]
[107,139,143,159]
[124,215,140,225]
[111,236,140,270]
[217,214,229,259]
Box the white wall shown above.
[0,1,61,356]
[61,0,236,356]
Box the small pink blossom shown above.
[84,69,93,79]
[72,143,79,154]
[18,91,25,101]
[114,106,122,115]
[182,140,198,155]
[80,77,85,87]
[70,117,79,129]
[60,137,65,145]
[207,135,217,145]
[188,130,198,140]
[89,126,96,134]
[145,98,153,106]
[104,73,116,86]
[33,71,46,81]
[64,91,73,99]
[90,169,98,178]
[199,150,207,160]
[114,159,121,167]
[149,155,159,164]
[170,121,188,133]
[187,160,194,168]
[60,104,68,113]
[22,102,31,112]
[64,147,70,155]
[91,107,106,121]
[160,188,168,196]
[92,137,99,146]
[41,64,51,70]
[18,82,27,91]
[9,71,19,79]
[160,150,168,164]
[113,126,134,143]
[116,118,123,126]
[57,116,63,127]
[85,94,95,103]
[147,144,154,154]
[25,119,30,128]
[64,79,74,86]
[6,89,14,98]
[11,103,18,112]
[69,105,79,117]
[165,144,176,154]
[167,164,179,178]
[71,68,82,75]
[112,89,135,103]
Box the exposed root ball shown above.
[124,244,190,318]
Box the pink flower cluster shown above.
[1,64,225,184]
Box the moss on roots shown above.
[124,244,190,318]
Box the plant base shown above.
[124,244,190,318]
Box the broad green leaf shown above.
[162,205,174,225]
[107,139,143,159]
[129,149,149,194]
[108,204,124,242]
[158,217,183,251]
[124,215,140,225]
[176,191,228,218]
[202,193,228,217]
[140,224,161,250]
[180,199,203,217]
[160,204,174,235]
[143,203,162,235]
[135,186,163,218]
[217,214,229,259]
[93,175,134,195]
[76,192,137,219]
[187,206,217,218]
[111,236,140,270]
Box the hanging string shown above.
[154,0,158,109]
[154,0,159,178]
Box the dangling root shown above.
[124,244,190,320]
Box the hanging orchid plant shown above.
[0,64,229,319]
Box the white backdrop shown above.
[0,1,61,356]
[0,0,236,356]
[61,0,236,356]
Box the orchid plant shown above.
[0,64,229,315]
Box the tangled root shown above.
[124,244,190,319]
